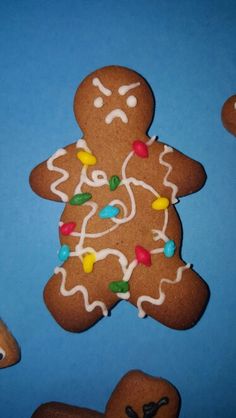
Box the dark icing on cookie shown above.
[125,397,169,418]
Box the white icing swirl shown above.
[47,148,69,202]
[55,266,108,316]
[159,145,179,204]
[55,135,182,317]
[137,263,191,318]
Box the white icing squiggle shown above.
[92,77,112,96]
[55,266,108,316]
[47,148,69,202]
[55,135,181,317]
[118,82,140,95]
[159,145,178,204]
[105,109,128,124]
[137,264,191,318]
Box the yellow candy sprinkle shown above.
[77,151,97,166]
[151,197,170,210]
[82,253,96,273]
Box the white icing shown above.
[94,96,104,108]
[47,148,69,202]
[118,82,140,96]
[105,109,128,124]
[137,264,191,318]
[0,346,6,360]
[152,209,169,243]
[159,145,179,204]
[234,101,236,110]
[55,135,181,317]
[55,266,108,316]
[92,77,112,96]
[126,95,137,108]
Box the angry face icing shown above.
[73,66,154,135]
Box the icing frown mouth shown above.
[105,108,128,124]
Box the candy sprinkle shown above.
[109,175,121,191]
[164,240,176,258]
[99,205,120,219]
[60,222,76,236]
[109,281,129,293]
[135,245,152,266]
[76,151,97,166]
[132,140,149,158]
[152,197,170,211]
[58,244,70,262]
[82,253,96,273]
[69,193,92,206]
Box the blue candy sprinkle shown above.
[164,240,176,258]
[58,244,70,262]
[99,205,120,219]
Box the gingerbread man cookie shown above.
[31,370,180,418]
[0,319,21,369]
[221,95,236,136]
[30,65,209,332]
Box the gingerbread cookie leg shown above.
[0,320,21,369]
[129,256,209,330]
[44,257,122,332]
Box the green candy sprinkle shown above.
[69,192,92,206]
[109,281,129,293]
[109,175,121,191]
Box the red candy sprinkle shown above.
[135,245,152,266]
[132,140,149,158]
[60,222,76,236]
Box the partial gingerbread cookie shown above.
[32,370,180,418]
[30,65,209,332]
[221,95,236,136]
[0,319,21,368]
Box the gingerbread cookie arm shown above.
[158,143,206,198]
[32,402,103,418]
[0,320,21,369]
[105,370,180,418]
[29,142,84,202]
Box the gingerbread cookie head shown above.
[0,320,21,369]
[221,95,236,136]
[73,66,155,137]
[106,370,180,418]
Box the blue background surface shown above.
[0,1,236,417]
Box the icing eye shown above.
[126,95,137,108]
[94,97,104,108]
[0,347,6,361]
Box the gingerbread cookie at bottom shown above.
[30,65,209,332]
[0,319,21,369]
[221,95,236,136]
[32,370,180,418]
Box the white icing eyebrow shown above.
[92,77,112,96]
[118,82,140,96]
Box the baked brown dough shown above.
[31,370,180,418]
[0,319,21,369]
[30,65,209,332]
[221,95,236,136]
